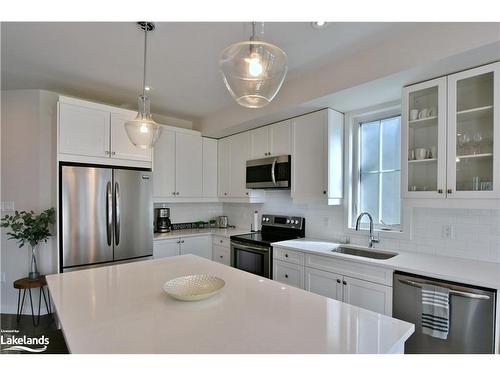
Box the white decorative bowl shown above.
[163,275,225,301]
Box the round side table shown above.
[13,275,52,327]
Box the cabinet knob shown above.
[285,274,288,278]
[177,240,180,244]
[246,192,249,195]
[181,240,184,243]
[111,151,116,156]
[323,190,327,195]
[438,189,443,194]
[224,192,227,196]
[342,281,347,285]
[105,151,110,156]
[447,189,453,194]
[284,254,288,258]
[220,255,223,259]
[173,192,176,195]
[337,279,341,283]
[220,240,223,243]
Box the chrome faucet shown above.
[355,212,379,248]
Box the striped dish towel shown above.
[421,284,450,340]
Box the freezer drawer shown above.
[393,272,496,354]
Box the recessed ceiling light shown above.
[311,22,328,29]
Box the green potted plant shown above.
[1,208,55,280]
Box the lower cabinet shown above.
[273,247,393,316]
[212,236,231,266]
[153,235,212,260]
[273,260,304,289]
[342,276,393,316]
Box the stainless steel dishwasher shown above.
[393,272,496,353]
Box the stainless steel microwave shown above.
[246,155,291,189]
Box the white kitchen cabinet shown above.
[273,259,304,289]
[110,112,152,162]
[58,97,152,165]
[153,128,176,198]
[250,127,270,159]
[59,102,110,158]
[179,236,212,259]
[202,137,218,197]
[269,120,292,156]
[292,109,343,204]
[228,132,251,197]
[153,238,180,259]
[154,235,212,260]
[218,138,230,197]
[343,276,393,316]
[402,62,500,203]
[402,77,447,199]
[175,132,203,197]
[305,267,343,301]
[250,120,292,159]
[446,62,500,199]
[213,245,231,266]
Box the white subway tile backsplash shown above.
[222,191,500,263]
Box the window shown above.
[353,114,401,229]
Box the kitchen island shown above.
[46,255,414,354]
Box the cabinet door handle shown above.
[447,189,453,194]
[284,274,288,278]
[438,189,443,194]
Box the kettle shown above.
[216,216,228,228]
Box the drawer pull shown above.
[285,274,288,278]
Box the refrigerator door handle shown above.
[106,181,113,246]
[114,181,120,246]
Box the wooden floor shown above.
[0,313,69,354]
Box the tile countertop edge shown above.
[271,238,500,290]
[154,227,251,240]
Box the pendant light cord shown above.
[142,28,148,98]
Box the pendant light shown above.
[124,22,161,149]
[219,22,288,108]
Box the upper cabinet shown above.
[58,96,152,166]
[402,77,447,198]
[153,130,213,200]
[402,62,500,201]
[292,109,344,204]
[447,63,499,199]
[250,120,292,159]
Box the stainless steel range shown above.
[230,214,305,279]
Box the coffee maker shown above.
[154,207,172,233]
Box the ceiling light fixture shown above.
[219,22,288,108]
[311,21,328,29]
[124,22,161,149]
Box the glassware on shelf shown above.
[457,133,471,155]
[471,131,483,154]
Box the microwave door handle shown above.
[271,158,277,186]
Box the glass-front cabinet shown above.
[402,62,499,200]
[447,63,499,198]
[402,77,447,198]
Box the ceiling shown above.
[1,22,417,122]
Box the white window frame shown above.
[344,101,412,240]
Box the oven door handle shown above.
[231,240,270,253]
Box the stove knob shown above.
[286,219,291,224]
[294,220,299,225]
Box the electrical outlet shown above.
[442,224,454,239]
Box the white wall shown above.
[1,89,58,314]
[223,191,500,263]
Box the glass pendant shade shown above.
[125,95,161,149]
[220,40,287,108]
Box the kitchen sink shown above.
[331,246,398,260]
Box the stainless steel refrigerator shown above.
[60,164,153,272]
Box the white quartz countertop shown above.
[46,255,414,354]
[272,238,500,290]
[154,227,250,240]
